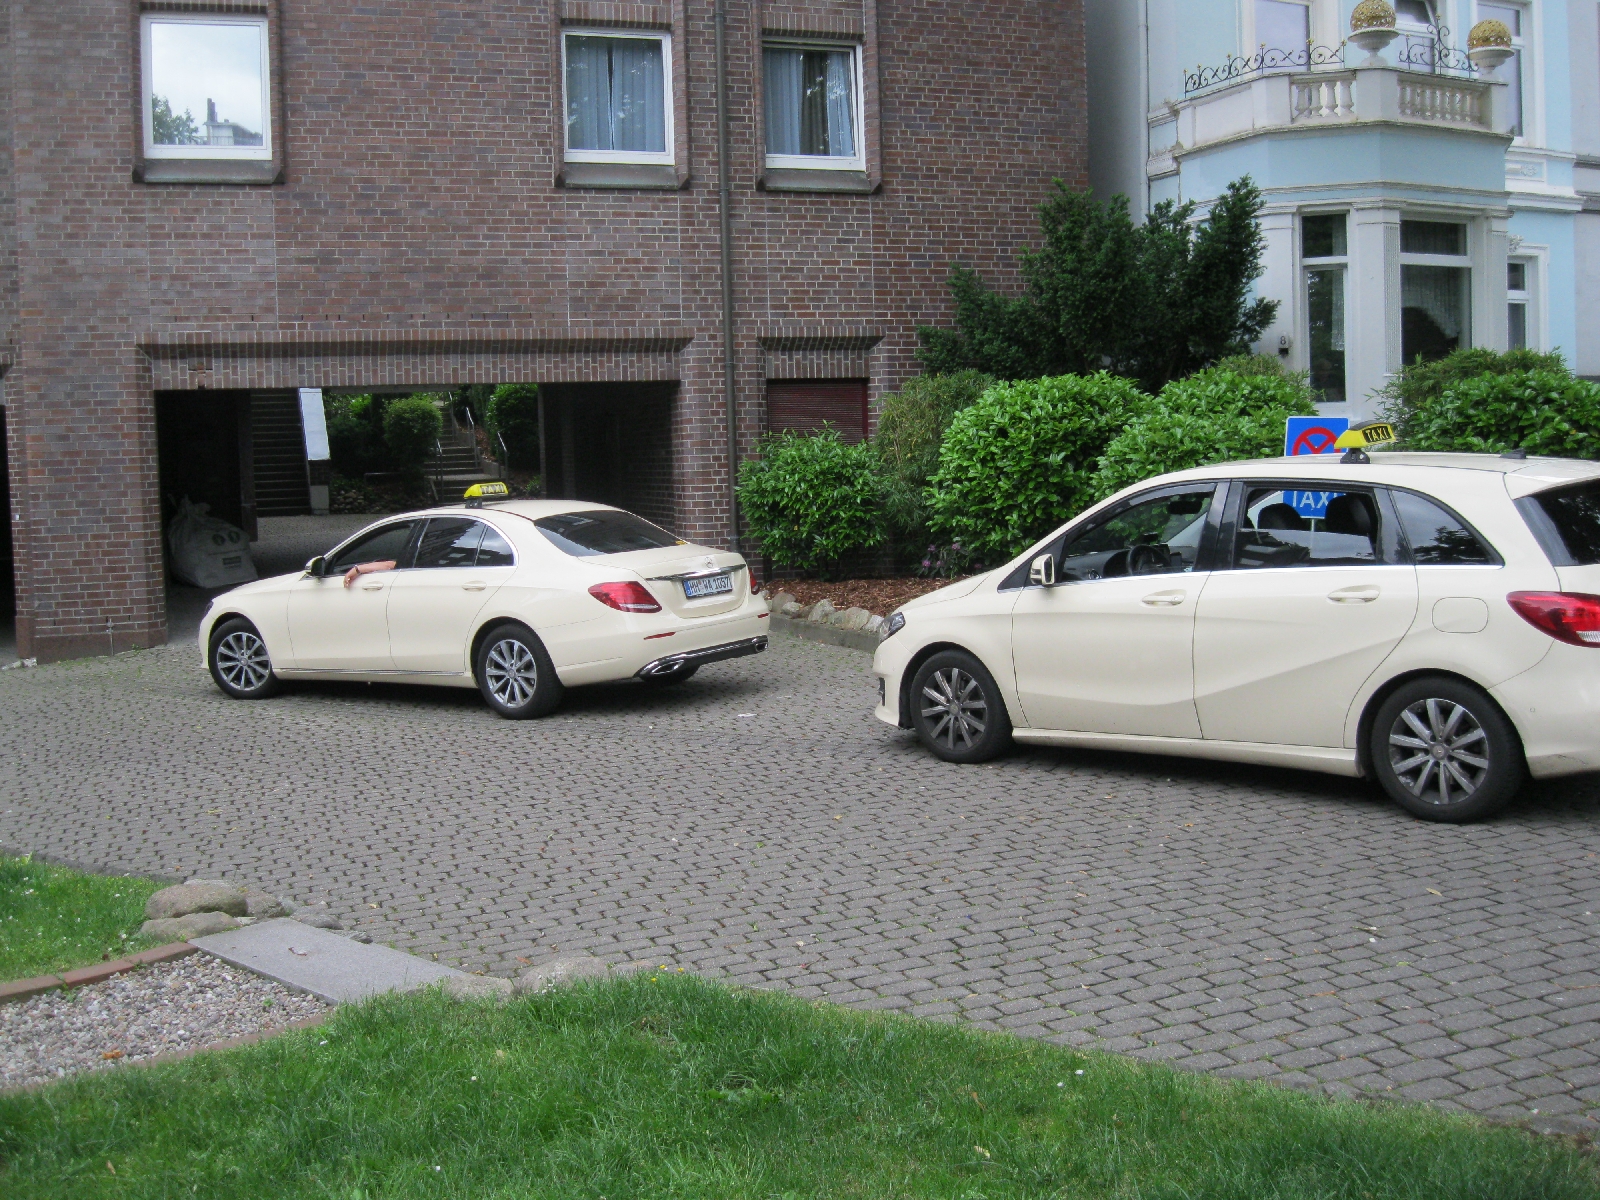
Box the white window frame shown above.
[1475,0,1535,144]
[1399,215,1475,356]
[1242,0,1340,57]
[1299,211,1349,404]
[141,13,272,161]
[561,28,675,166]
[762,40,866,172]
[1506,241,1550,349]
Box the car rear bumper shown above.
[1492,643,1600,779]
[637,635,768,678]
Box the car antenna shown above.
[1500,448,1528,460]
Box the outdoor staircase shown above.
[251,392,312,517]
[425,404,501,502]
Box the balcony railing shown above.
[1185,23,1473,97]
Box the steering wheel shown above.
[1127,543,1167,576]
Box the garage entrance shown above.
[155,391,254,546]
[540,383,676,529]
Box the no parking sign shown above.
[1282,416,1349,520]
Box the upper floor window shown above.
[1254,0,1311,54]
[763,43,863,170]
[1477,2,1527,138]
[141,15,271,161]
[563,30,673,164]
[1394,0,1437,30]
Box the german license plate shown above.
[683,573,733,599]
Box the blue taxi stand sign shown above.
[1283,416,1350,521]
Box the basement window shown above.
[141,15,271,162]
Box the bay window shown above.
[1400,220,1472,364]
[1302,213,1347,404]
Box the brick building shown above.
[0,0,1086,662]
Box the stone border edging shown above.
[0,942,197,1005]
[769,614,879,655]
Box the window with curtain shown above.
[564,32,670,161]
[764,44,861,166]
[1400,218,1471,364]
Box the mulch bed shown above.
[762,578,966,617]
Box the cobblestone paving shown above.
[3,634,1599,1133]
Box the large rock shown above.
[768,591,796,612]
[442,975,515,1003]
[514,955,613,995]
[145,882,248,921]
[835,607,873,632]
[243,888,289,919]
[141,911,239,941]
[780,601,803,617]
[808,599,836,623]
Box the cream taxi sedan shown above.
[200,499,768,718]
[874,453,1600,823]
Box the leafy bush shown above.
[917,178,1277,392]
[382,394,444,474]
[486,384,542,471]
[873,371,993,545]
[325,394,386,478]
[1377,347,1599,458]
[1091,362,1315,500]
[737,428,885,574]
[925,373,1142,565]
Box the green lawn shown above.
[0,854,160,980]
[2,973,1593,1199]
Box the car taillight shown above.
[1508,591,1600,648]
[588,581,662,613]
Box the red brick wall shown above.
[0,0,1085,661]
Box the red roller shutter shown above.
[765,380,869,443]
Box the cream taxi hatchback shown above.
[200,497,769,718]
[873,454,1600,823]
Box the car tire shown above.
[909,650,1013,764]
[639,664,699,687]
[474,623,564,719]
[208,618,282,700]
[1369,676,1526,823]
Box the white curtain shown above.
[566,36,665,153]
[764,48,855,157]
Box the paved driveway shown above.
[3,633,1599,1133]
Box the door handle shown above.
[361,582,385,591]
[1329,585,1381,604]
[462,581,487,592]
[1140,590,1186,607]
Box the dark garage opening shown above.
[155,391,255,549]
[540,383,676,530]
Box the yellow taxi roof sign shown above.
[1334,422,1396,451]
[464,481,509,500]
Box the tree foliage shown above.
[925,373,1143,565]
[1093,358,1316,500]
[917,178,1278,393]
[382,395,445,474]
[486,384,542,472]
[737,428,885,574]
[150,95,201,145]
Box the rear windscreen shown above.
[1519,482,1600,566]
[534,510,684,557]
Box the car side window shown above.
[412,518,484,569]
[325,521,418,574]
[1232,487,1393,570]
[1390,489,1498,565]
[476,526,515,567]
[1055,487,1217,582]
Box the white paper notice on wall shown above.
[298,388,331,461]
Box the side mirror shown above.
[305,556,327,578]
[1029,553,1056,587]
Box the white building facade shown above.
[1087,0,1600,419]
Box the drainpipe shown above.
[715,0,738,548]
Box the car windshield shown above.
[1521,481,1600,566]
[534,510,685,557]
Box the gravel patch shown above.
[0,952,328,1088]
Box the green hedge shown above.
[737,428,885,574]
[486,384,542,472]
[1093,360,1315,500]
[925,373,1142,564]
[382,395,444,474]
[873,370,993,546]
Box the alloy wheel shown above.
[919,666,989,751]
[485,638,538,709]
[216,630,271,692]
[1387,697,1491,807]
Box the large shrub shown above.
[1377,347,1599,458]
[382,394,444,474]
[873,370,993,545]
[1092,359,1315,499]
[325,393,386,478]
[486,384,542,471]
[737,428,885,574]
[925,373,1142,565]
[917,177,1277,392]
